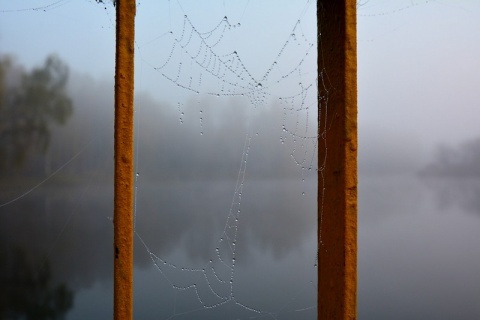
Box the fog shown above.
[0,65,317,318]
[358,2,480,318]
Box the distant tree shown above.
[0,55,73,172]
[420,138,480,177]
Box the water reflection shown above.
[359,173,480,320]
[133,179,317,319]
[135,179,316,264]
[0,177,316,319]
[422,177,480,216]
[420,138,480,216]
[0,243,73,319]
[0,63,317,318]
[0,185,114,289]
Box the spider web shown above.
[0,0,323,318]
[133,1,322,319]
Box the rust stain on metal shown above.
[114,0,136,319]
[317,1,357,319]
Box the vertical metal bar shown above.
[114,0,136,319]
[317,1,357,319]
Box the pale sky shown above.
[2,1,480,318]
[358,0,480,165]
[2,0,479,162]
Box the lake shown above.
[0,178,317,320]
[2,173,480,319]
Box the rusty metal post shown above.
[317,1,357,319]
[114,0,136,319]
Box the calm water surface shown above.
[2,174,480,319]
[1,179,316,320]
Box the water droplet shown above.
[136,172,139,177]
[302,192,305,196]
[256,83,262,88]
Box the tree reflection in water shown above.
[0,243,74,319]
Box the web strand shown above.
[134,1,320,318]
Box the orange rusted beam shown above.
[317,1,357,319]
[114,0,136,319]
